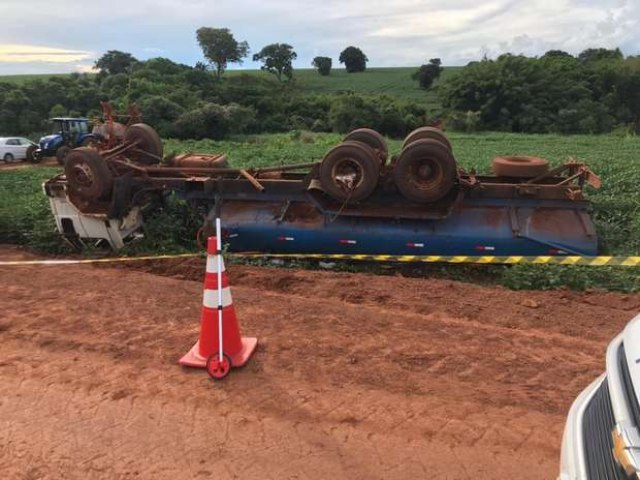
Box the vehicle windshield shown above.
[52,120,64,134]
[51,119,88,136]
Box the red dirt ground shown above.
[2,245,639,479]
[0,157,59,171]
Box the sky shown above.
[0,0,638,75]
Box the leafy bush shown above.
[328,94,427,136]
[172,102,255,139]
[138,96,184,137]
[122,194,201,254]
[440,49,640,134]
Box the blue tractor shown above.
[34,118,97,165]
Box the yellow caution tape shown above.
[237,253,640,267]
[0,253,638,267]
[0,252,202,266]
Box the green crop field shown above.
[0,67,460,104]
[1,131,638,291]
[227,67,461,103]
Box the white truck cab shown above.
[560,312,640,479]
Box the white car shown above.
[560,312,640,479]
[0,136,36,162]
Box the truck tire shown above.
[343,128,388,164]
[393,139,457,203]
[3,153,13,163]
[64,148,113,201]
[124,123,163,164]
[56,146,71,165]
[402,127,452,151]
[319,141,380,202]
[492,156,549,178]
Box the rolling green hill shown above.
[228,67,461,104]
[0,67,461,106]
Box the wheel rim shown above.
[70,162,95,188]
[408,156,443,190]
[331,157,363,190]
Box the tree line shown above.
[440,48,640,134]
[0,52,428,140]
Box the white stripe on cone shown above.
[203,287,233,309]
[206,255,227,274]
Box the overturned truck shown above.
[43,124,601,256]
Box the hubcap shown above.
[410,157,442,189]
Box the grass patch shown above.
[0,167,65,252]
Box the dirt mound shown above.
[2,245,638,479]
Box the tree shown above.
[312,56,332,76]
[412,58,443,89]
[339,46,368,73]
[578,48,623,63]
[541,50,574,60]
[252,43,297,81]
[196,27,249,79]
[94,50,139,75]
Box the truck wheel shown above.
[393,139,457,203]
[124,123,163,164]
[492,156,549,178]
[56,146,72,165]
[402,127,453,151]
[26,145,39,163]
[319,141,380,202]
[343,128,388,164]
[64,148,113,201]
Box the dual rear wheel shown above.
[319,127,457,204]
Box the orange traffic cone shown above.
[179,235,257,378]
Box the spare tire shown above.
[492,156,549,178]
[343,128,388,163]
[124,123,163,165]
[319,141,380,202]
[393,139,457,203]
[64,148,113,201]
[402,126,452,151]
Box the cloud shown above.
[0,44,92,63]
[0,0,638,74]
